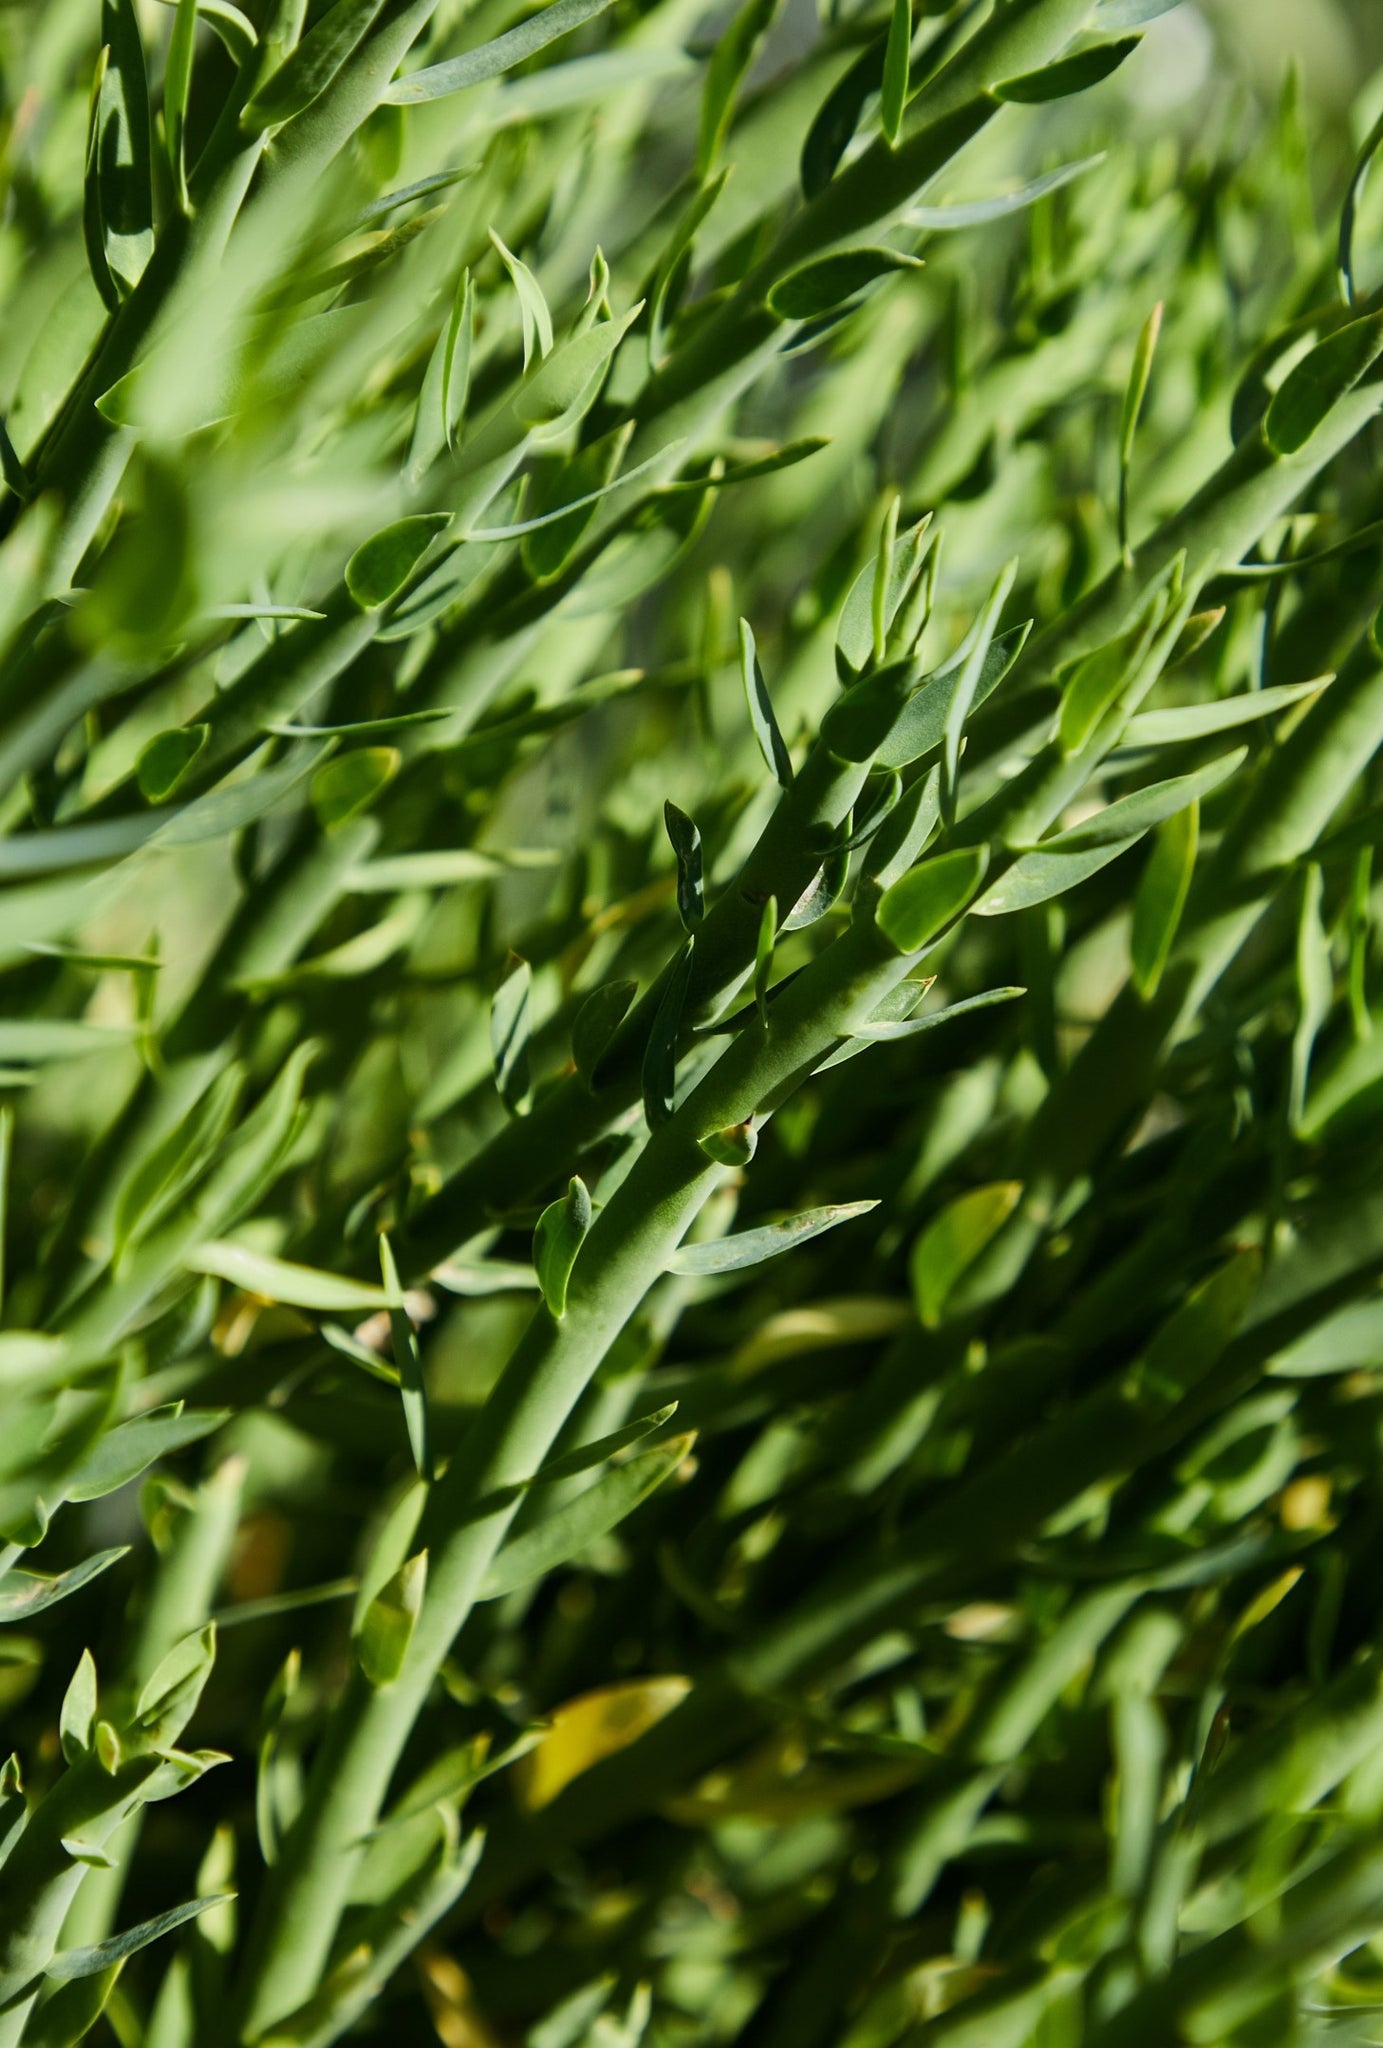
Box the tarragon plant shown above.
[2,0,1383,2043]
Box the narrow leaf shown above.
[800,33,885,199]
[1264,313,1383,455]
[994,36,1142,103]
[881,0,911,145]
[66,1405,229,1503]
[1131,800,1197,999]
[739,619,793,786]
[769,246,924,322]
[480,1439,693,1600]
[572,980,636,1088]
[381,1234,429,1479]
[911,1183,1022,1327]
[346,515,450,609]
[165,0,198,211]
[357,1550,427,1686]
[906,153,1105,229]
[60,1651,98,1765]
[185,1242,390,1312]
[698,0,782,179]
[643,940,695,1128]
[384,0,619,102]
[876,623,1030,769]
[1339,109,1383,305]
[94,0,155,296]
[137,725,208,802]
[942,559,1018,822]
[754,896,777,1029]
[1118,302,1163,566]
[0,1551,127,1623]
[1122,676,1330,745]
[243,0,388,132]
[664,802,704,931]
[135,1624,216,1749]
[1043,751,1242,852]
[667,1201,879,1276]
[492,955,532,1115]
[539,1406,679,1485]
[491,232,553,367]
[47,1898,232,1981]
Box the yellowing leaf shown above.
[514,1678,691,1810]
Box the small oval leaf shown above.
[136,725,208,802]
[311,747,399,829]
[357,1549,427,1687]
[346,515,451,609]
[876,846,988,954]
[769,246,924,322]
[533,1176,593,1319]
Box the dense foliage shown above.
[2,0,1383,2042]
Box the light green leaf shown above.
[491,232,554,367]
[1118,302,1162,565]
[875,624,1029,769]
[0,1550,127,1621]
[1122,676,1330,745]
[1339,108,1383,305]
[876,846,988,953]
[973,837,1141,916]
[383,0,619,102]
[66,1405,229,1503]
[21,1963,124,2048]
[409,270,474,479]
[512,302,642,431]
[46,1896,232,1981]
[154,0,256,64]
[534,1176,593,1319]
[356,1550,427,1687]
[479,1438,693,1600]
[698,0,782,178]
[185,1242,390,1312]
[942,559,1018,823]
[1292,864,1333,1134]
[59,1650,98,1764]
[1042,751,1242,852]
[380,1234,429,1479]
[906,154,1105,229]
[135,1623,216,1749]
[699,1120,758,1167]
[881,0,910,145]
[667,1201,878,1276]
[911,1182,1022,1327]
[164,0,198,211]
[87,0,155,305]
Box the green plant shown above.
[3,0,1383,2043]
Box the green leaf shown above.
[739,619,793,786]
[380,1235,429,1479]
[1291,864,1333,1134]
[876,624,1030,769]
[66,1404,229,1503]
[942,559,1018,823]
[135,1624,216,1749]
[649,172,730,370]
[664,801,705,931]
[311,748,400,829]
[267,710,451,740]
[876,846,988,954]
[87,0,155,304]
[539,1406,680,1485]
[907,153,1105,229]
[1122,676,1330,745]
[993,36,1142,103]
[512,301,642,430]
[491,232,554,368]
[523,427,633,580]
[243,0,388,132]
[667,1201,878,1276]
[881,0,911,145]
[1339,109,1383,305]
[754,896,776,1030]
[800,33,886,200]
[572,980,636,1088]
[974,836,1141,916]
[21,1964,124,2048]
[1096,0,1180,22]
[643,939,695,1128]
[533,1177,593,1319]
[1059,609,1161,758]
[356,1550,427,1686]
[1042,751,1242,852]
[154,0,256,65]
[1130,794,1196,1002]
[185,1241,391,1312]
[699,1120,758,1167]
[479,1438,693,1600]
[46,1896,232,1981]
[346,515,451,609]
[1264,313,1383,455]
[836,514,932,681]
[59,1650,98,1764]
[383,0,619,101]
[467,443,668,540]
[408,269,474,479]
[698,0,782,179]
[911,1182,1022,1327]
[492,955,532,1116]
[164,0,198,211]
[1118,302,1162,565]
[136,725,208,803]
[0,1550,127,1622]
[768,246,924,322]
[848,984,1025,1041]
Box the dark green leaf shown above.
[539,1405,680,1485]
[346,515,451,609]
[1339,109,1383,305]
[533,1176,593,1319]
[1264,313,1383,455]
[136,725,208,803]
[768,246,924,322]
[310,748,399,830]
[381,1235,429,1478]
[993,36,1142,103]
[492,955,532,1115]
[89,0,155,302]
[164,0,198,211]
[571,980,636,1089]
[664,801,704,931]
[800,34,886,200]
[876,625,1030,768]
[739,619,793,786]
[643,939,694,1128]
